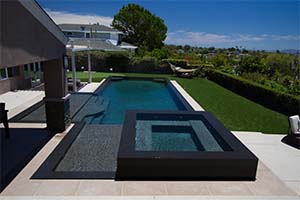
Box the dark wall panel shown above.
[0,1,66,67]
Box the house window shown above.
[24,64,31,78]
[7,66,20,77]
[86,33,90,38]
[0,68,8,80]
[66,32,73,36]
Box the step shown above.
[190,120,223,152]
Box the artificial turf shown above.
[68,72,289,134]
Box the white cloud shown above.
[270,35,300,41]
[166,31,299,46]
[45,9,113,27]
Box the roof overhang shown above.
[19,0,68,45]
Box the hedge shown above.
[205,70,299,116]
[162,59,188,67]
[67,51,172,74]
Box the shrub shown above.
[67,51,129,72]
[128,56,158,73]
[105,51,130,72]
[205,69,299,116]
[162,59,188,67]
[194,64,214,77]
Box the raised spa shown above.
[116,111,258,180]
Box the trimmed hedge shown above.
[205,70,299,116]
[67,51,130,72]
[67,51,172,74]
[128,56,158,73]
[162,59,188,67]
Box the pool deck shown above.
[78,80,105,93]
[170,80,204,111]
[233,131,300,195]
[0,90,45,119]
[0,123,298,198]
[0,81,299,199]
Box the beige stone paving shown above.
[0,122,296,197]
[0,123,46,129]
[78,80,105,93]
[0,90,45,119]
[170,80,204,111]
[233,131,300,196]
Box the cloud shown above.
[270,35,300,41]
[45,9,113,27]
[166,31,299,46]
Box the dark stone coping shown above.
[116,110,259,181]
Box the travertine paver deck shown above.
[0,124,296,197]
[170,80,204,111]
[0,90,45,119]
[233,131,300,195]
[78,80,105,93]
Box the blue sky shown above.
[38,0,300,50]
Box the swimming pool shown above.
[74,77,191,124]
[32,77,258,180]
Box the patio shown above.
[0,82,299,199]
[0,122,297,197]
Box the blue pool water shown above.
[81,79,187,124]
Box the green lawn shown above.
[69,72,289,134]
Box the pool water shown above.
[135,119,229,152]
[151,132,199,151]
[82,79,187,124]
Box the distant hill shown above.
[280,49,300,54]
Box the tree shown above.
[262,53,293,76]
[210,53,228,67]
[112,3,167,51]
[237,55,266,74]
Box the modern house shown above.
[0,52,45,94]
[59,23,122,41]
[1,0,70,131]
[59,23,137,51]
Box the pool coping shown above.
[170,80,204,111]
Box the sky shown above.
[37,0,300,50]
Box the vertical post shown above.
[38,62,42,83]
[71,51,77,92]
[27,63,31,80]
[87,40,92,83]
[43,58,70,132]
[71,41,77,92]
[33,62,36,85]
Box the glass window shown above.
[24,64,31,78]
[0,68,8,80]
[7,66,20,77]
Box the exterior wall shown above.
[92,32,111,39]
[0,0,66,67]
[62,31,112,40]
[0,65,29,94]
[63,31,85,38]
[0,79,11,94]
